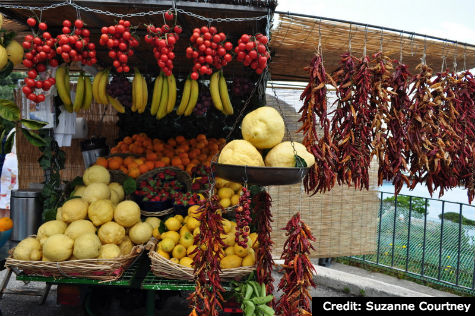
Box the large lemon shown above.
[187,245,198,258]
[145,217,161,230]
[82,183,111,204]
[73,233,101,259]
[64,219,96,240]
[164,217,181,231]
[114,201,140,227]
[217,187,233,199]
[108,182,124,201]
[98,244,121,259]
[37,220,67,245]
[241,106,285,149]
[119,236,134,256]
[97,221,125,245]
[129,222,153,244]
[188,205,201,219]
[265,141,315,167]
[42,234,74,262]
[242,251,256,267]
[218,139,264,167]
[0,45,8,70]
[61,198,89,223]
[157,249,170,259]
[5,40,24,66]
[83,165,110,185]
[13,237,42,261]
[186,217,200,231]
[234,244,249,258]
[88,199,114,226]
[179,257,193,268]
[220,255,242,269]
[224,246,235,256]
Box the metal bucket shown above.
[10,189,43,241]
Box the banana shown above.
[139,75,148,113]
[210,71,223,112]
[133,69,144,112]
[150,73,164,116]
[156,76,169,119]
[82,76,93,110]
[219,72,234,115]
[166,73,177,114]
[176,77,191,115]
[73,73,85,112]
[107,95,126,113]
[184,79,199,116]
[55,64,73,111]
[92,70,104,105]
[131,72,137,112]
[98,69,109,105]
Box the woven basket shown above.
[136,167,192,191]
[5,243,144,282]
[149,249,255,281]
[141,207,174,218]
[109,170,128,184]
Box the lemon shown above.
[219,198,231,208]
[265,141,315,167]
[218,187,234,200]
[250,232,259,248]
[242,252,256,266]
[179,257,193,268]
[152,227,161,240]
[165,217,181,231]
[218,139,264,166]
[188,205,201,218]
[161,231,180,244]
[241,106,285,149]
[187,245,198,258]
[172,244,187,259]
[186,217,200,231]
[145,217,161,229]
[227,182,243,193]
[179,225,190,236]
[157,249,170,259]
[170,257,179,264]
[221,232,236,247]
[179,232,194,249]
[234,243,249,258]
[222,219,232,234]
[215,177,229,189]
[230,195,240,206]
[174,214,184,223]
[220,255,242,269]
[224,247,235,256]
[160,238,176,253]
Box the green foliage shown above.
[439,212,475,226]
[383,195,426,216]
[122,176,137,196]
[0,71,24,101]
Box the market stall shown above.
[0,0,475,315]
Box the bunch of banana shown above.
[71,72,93,112]
[176,76,199,117]
[153,72,178,119]
[55,64,73,112]
[132,68,148,113]
[210,71,234,115]
[92,69,125,113]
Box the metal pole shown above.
[421,199,428,276]
[406,196,412,272]
[438,201,445,280]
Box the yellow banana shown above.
[107,95,126,113]
[219,72,234,115]
[82,76,93,110]
[131,73,137,112]
[156,76,169,119]
[166,73,177,113]
[176,77,191,115]
[139,75,148,113]
[133,69,143,112]
[73,73,85,112]
[210,71,223,112]
[55,64,73,111]
[92,70,104,105]
[98,69,109,105]
[150,73,164,116]
[184,79,199,116]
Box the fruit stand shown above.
[1,1,475,316]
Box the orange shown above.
[96,157,108,168]
[123,136,133,144]
[198,154,207,162]
[161,157,170,165]
[155,161,165,168]
[128,167,140,178]
[108,159,121,170]
[186,163,196,174]
[139,164,149,174]
[124,156,135,166]
[171,157,182,167]
[120,166,128,174]
[175,135,186,144]
[167,138,177,147]
[145,161,155,170]
[196,134,207,142]
[110,147,119,154]
[0,217,13,231]
[134,158,145,165]
[153,143,164,152]
[127,162,139,170]
[176,164,185,171]
[146,153,158,161]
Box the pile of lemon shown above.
[153,204,258,269]
[214,177,243,209]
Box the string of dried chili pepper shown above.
[253,190,275,302]
[235,187,251,247]
[276,213,316,316]
[188,195,225,316]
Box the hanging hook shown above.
[363,25,368,57]
[441,40,447,73]
[421,36,427,65]
[317,18,323,56]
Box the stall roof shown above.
[269,12,475,81]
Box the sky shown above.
[275,0,475,44]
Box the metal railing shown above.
[346,191,475,295]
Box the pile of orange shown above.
[0,217,13,232]
[98,133,226,178]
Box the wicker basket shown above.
[149,249,255,281]
[141,207,174,218]
[5,243,144,282]
[109,170,128,184]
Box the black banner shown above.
[313,297,474,314]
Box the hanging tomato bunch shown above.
[21,17,58,103]
[56,19,97,66]
[186,26,233,80]
[144,10,182,76]
[99,20,138,73]
[235,33,270,74]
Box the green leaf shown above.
[0,99,20,121]
[21,119,48,130]
[21,128,46,147]
[42,208,57,222]
[295,155,307,168]
[123,176,137,196]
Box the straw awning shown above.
[269,13,475,81]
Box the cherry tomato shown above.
[27,18,36,27]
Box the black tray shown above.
[211,162,309,186]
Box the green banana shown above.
[184,79,199,116]
[156,76,169,119]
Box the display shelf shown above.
[141,271,232,292]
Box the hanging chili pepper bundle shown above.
[380,60,412,194]
[298,53,338,195]
[276,213,316,316]
[188,195,225,316]
[253,190,275,300]
[235,187,252,247]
